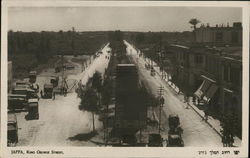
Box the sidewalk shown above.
[144,57,242,147]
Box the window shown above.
[215,32,223,42]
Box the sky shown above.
[8,7,242,32]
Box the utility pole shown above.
[61,54,68,96]
[61,54,64,95]
[158,85,164,134]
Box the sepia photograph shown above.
[1,1,249,158]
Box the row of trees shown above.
[77,31,123,132]
[78,71,106,132]
[8,30,108,79]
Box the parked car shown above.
[148,134,163,147]
[8,94,28,111]
[168,114,183,136]
[168,114,180,129]
[8,113,18,145]
[15,80,30,88]
[166,134,184,147]
[29,71,37,83]
[25,98,39,120]
[50,76,59,87]
[43,84,53,99]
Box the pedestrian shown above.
[204,109,208,121]
[53,91,55,100]
[229,134,234,147]
[222,135,226,147]
[64,88,67,97]
[40,90,43,98]
[225,135,230,147]
[36,84,39,93]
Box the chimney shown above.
[216,24,218,27]
[227,22,229,27]
[206,23,210,28]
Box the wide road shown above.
[124,40,222,147]
[16,43,111,146]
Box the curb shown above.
[152,63,223,138]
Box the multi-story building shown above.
[164,22,242,138]
[195,22,242,45]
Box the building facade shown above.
[195,22,242,45]
[164,22,242,138]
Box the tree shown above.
[101,77,112,107]
[189,18,200,42]
[79,87,99,132]
[189,18,200,30]
[92,71,103,93]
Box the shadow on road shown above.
[68,131,98,141]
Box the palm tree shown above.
[189,18,200,30]
[189,18,201,42]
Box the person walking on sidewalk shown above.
[222,135,227,147]
[203,109,208,121]
[229,134,234,147]
[40,90,43,98]
[53,90,56,100]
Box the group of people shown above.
[221,130,235,147]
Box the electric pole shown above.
[158,85,164,134]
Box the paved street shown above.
[124,40,222,147]
[16,44,111,146]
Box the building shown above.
[166,44,242,138]
[164,22,242,138]
[195,22,242,45]
[114,64,147,137]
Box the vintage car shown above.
[166,134,184,147]
[8,94,28,111]
[8,113,18,145]
[168,114,180,129]
[15,80,29,88]
[50,76,59,88]
[25,98,39,120]
[43,84,54,99]
[148,134,163,147]
[168,114,183,136]
[12,87,37,100]
[29,71,37,83]
[12,87,28,96]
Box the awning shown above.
[203,84,218,102]
[194,79,212,99]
